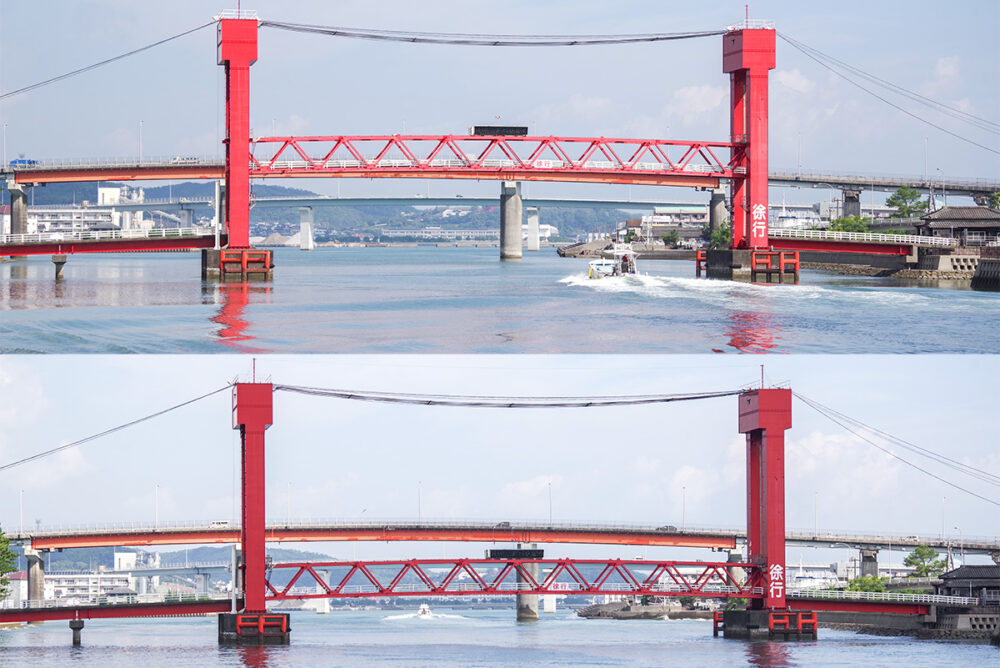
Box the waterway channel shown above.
[0,246,997,354]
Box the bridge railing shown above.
[3,156,221,171]
[768,168,1000,191]
[5,590,230,611]
[0,227,212,246]
[769,227,958,247]
[787,588,978,607]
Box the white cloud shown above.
[667,85,727,124]
[934,56,959,79]
[775,69,815,94]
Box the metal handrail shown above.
[0,226,212,245]
[787,588,977,606]
[768,227,958,247]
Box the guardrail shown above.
[769,227,957,247]
[0,227,213,245]
[768,169,1000,191]
[4,590,230,611]
[787,588,978,606]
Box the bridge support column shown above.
[488,546,541,621]
[727,548,746,585]
[52,254,67,280]
[516,543,539,621]
[709,187,727,233]
[525,207,540,252]
[500,181,522,260]
[196,573,211,595]
[69,620,84,646]
[859,549,879,579]
[298,207,315,251]
[8,183,28,259]
[220,382,290,645]
[25,549,45,605]
[177,209,194,229]
[724,27,775,250]
[842,188,862,219]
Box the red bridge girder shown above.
[786,598,930,616]
[768,237,915,256]
[0,236,218,257]
[0,599,235,624]
[264,558,758,601]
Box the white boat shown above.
[416,603,433,618]
[588,244,638,279]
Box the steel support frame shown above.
[724,28,775,250]
[739,389,792,610]
[263,558,759,601]
[232,383,272,613]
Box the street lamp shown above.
[954,526,964,566]
[936,168,947,208]
[548,481,552,525]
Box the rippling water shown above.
[1,247,997,353]
[0,610,993,667]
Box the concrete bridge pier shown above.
[195,573,211,595]
[8,182,29,259]
[842,188,862,218]
[525,207,540,252]
[709,187,728,233]
[488,545,541,620]
[860,549,879,579]
[25,548,45,606]
[298,206,315,251]
[52,255,68,280]
[516,543,539,621]
[500,181,523,260]
[70,619,84,646]
[726,548,745,585]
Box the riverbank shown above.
[576,602,713,620]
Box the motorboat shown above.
[416,603,433,618]
[588,244,638,279]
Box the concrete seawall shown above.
[972,258,1000,291]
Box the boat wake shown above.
[383,611,467,621]
[559,272,947,310]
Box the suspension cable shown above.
[778,32,999,156]
[0,385,233,473]
[794,392,999,506]
[274,384,742,408]
[260,21,725,46]
[0,22,215,102]
[779,32,998,134]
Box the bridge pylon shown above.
[207,13,274,282]
[218,381,290,645]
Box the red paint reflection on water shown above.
[211,282,271,353]
[725,310,781,353]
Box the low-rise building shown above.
[915,206,1000,246]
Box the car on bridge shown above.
[9,158,37,168]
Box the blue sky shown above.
[0,355,996,562]
[0,0,997,205]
